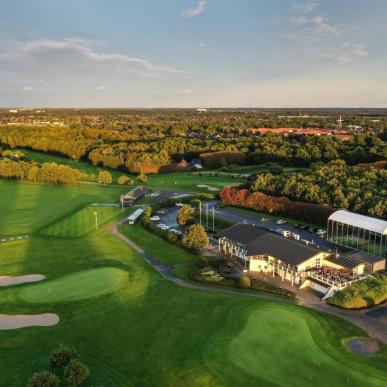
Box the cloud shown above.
[289,16,341,36]
[321,43,369,64]
[181,1,206,18]
[198,42,205,49]
[291,2,318,13]
[97,86,105,90]
[22,86,32,91]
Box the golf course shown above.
[0,178,386,386]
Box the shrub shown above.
[97,171,112,185]
[50,343,78,369]
[27,371,60,387]
[177,204,195,225]
[198,256,208,267]
[63,359,90,387]
[183,224,209,250]
[167,231,178,243]
[117,175,129,185]
[239,275,251,288]
[328,274,387,309]
[137,170,148,183]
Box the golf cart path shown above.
[110,220,387,344]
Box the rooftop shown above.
[219,223,324,266]
[328,210,387,235]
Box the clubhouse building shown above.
[218,223,384,298]
[120,186,150,207]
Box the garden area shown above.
[328,274,387,309]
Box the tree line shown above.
[0,124,385,174]
[250,160,386,218]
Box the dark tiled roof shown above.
[122,186,150,200]
[325,254,363,269]
[219,223,322,266]
[346,250,386,264]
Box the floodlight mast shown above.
[94,211,98,230]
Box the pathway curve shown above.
[111,219,387,344]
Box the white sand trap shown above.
[196,184,220,191]
[0,274,46,287]
[0,313,59,330]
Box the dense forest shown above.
[0,122,385,173]
[249,160,386,218]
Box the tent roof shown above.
[328,210,387,235]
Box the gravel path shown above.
[111,219,387,344]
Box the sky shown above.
[0,0,386,108]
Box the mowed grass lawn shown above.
[41,206,125,238]
[0,181,386,386]
[20,147,246,192]
[119,223,200,265]
[0,181,128,236]
[19,267,128,303]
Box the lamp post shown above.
[94,211,98,230]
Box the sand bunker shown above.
[0,274,46,287]
[196,184,220,191]
[347,338,380,356]
[0,313,59,330]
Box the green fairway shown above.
[41,206,125,238]
[119,223,200,265]
[19,147,246,192]
[0,181,127,236]
[215,306,386,386]
[146,172,244,193]
[19,267,128,303]
[0,180,386,386]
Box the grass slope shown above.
[0,181,127,236]
[41,206,124,238]
[19,267,128,303]
[119,223,199,265]
[0,180,386,386]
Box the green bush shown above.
[250,279,294,297]
[239,275,251,289]
[50,343,78,369]
[63,359,90,387]
[328,274,387,309]
[27,370,60,387]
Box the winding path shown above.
[111,219,387,344]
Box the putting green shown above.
[19,268,128,303]
[205,305,386,387]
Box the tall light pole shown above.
[206,203,209,229]
[94,211,98,230]
[199,201,202,225]
[212,206,215,231]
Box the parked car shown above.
[316,229,327,237]
[150,216,160,221]
[170,229,182,236]
[175,203,184,207]
[260,217,268,222]
[275,219,287,225]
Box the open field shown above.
[19,147,245,192]
[119,223,200,265]
[19,147,128,181]
[41,206,125,238]
[0,180,386,386]
[0,180,128,237]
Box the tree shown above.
[98,171,112,185]
[137,170,147,183]
[50,343,78,368]
[182,224,209,250]
[62,359,90,387]
[117,175,129,185]
[177,204,195,225]
[239,275,251,289]
[27,370,60,387]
